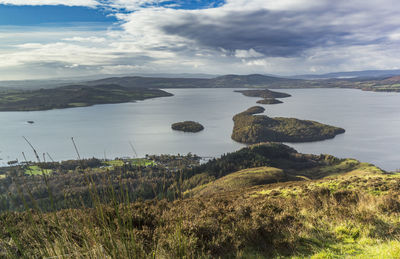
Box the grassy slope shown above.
[2,167,400,258]
[185,153,383,198]
[186,167,287,196]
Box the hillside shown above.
[231,106,345,143]
[83,73,400,92]
[2,143,400,258]
[85,76,211,89]
[4,71,400,93]
[84,74,307,89]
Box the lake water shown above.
[0,88,399,171]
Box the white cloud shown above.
[0,42,118,68]
[235,49,264,58]
[2,0,400,79]
[63,36,106,43]
[223,0,325,11]
[101,0,169,11]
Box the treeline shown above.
[0,144,359,213]
[0,155,199,212]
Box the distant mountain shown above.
[0,73,217,90]
[4,70,400,92]
[85,76,211,88]
[0,79,81,90]
[211,74,296,87]
[84,74,301,89]
[291,70,400,80]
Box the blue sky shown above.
[0,0,400,80]
[0,5,116,25]
[0,1,225,26]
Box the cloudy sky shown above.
[0,0,400,80]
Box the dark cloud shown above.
[161,9,374,57]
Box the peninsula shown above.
[0,84,172,111]
[232,106,345,143]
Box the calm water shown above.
[0,88,399,171]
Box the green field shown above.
[24,166,53,176]
[0,174,5,179]
[104,158,156,168]
[131,158,156,166]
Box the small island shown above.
[256,98,283,105]
[235,89,291,99]
[171,121,204,133]
[232,106,345,144]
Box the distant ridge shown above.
[2,70,400,92]
[291,69,400,80]
[84,74,299,89]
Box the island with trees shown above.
[231,106,345,143]
[256,98,283,104]
[171,121,204,132]
[235,89,291,99]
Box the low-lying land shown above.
[1,143,400,258]
[0,84,172,111]
[171,121,204,133]
[256,98,283,104]
[232,106,345,143]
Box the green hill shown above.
[186,167,287,196]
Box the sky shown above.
[0,0,400,80]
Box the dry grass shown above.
[1,168,400,258]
